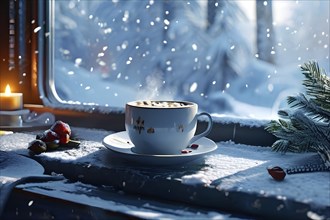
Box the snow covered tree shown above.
[266,61,330,167]
[256,0,275,64]
[162,1,175,47]
[207,0,222,30]
[54,1,253,110]
[205,0,244,91]
[166,0,249,99]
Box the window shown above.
[45,0,329,119]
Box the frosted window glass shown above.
[51,0,329,119]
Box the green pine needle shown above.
[272,140,290,153]
[266,61,330,166]
[301,61,330,111]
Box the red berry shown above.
[181,149,192,154]
[190,144,199,149]
[267,166,286,181]
[59,133,70,144]
[51,121,71,137]
[41,129,59,142]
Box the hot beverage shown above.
[125,100,213,155]
[133,101,190,108]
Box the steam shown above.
[136,72,175,101]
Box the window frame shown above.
[38,0,68,108]
[31,0,276,146]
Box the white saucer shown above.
[102,131,217,165]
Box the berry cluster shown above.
[28,121,79,154]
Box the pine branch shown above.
[301,61,330,112]
[266,61,330,166]
[271,140,290,153]
[290,110,330,149]
[265,117,316,153]
[287,94,330,122]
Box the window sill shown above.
[0,127,328,219]
[23,104,276,146]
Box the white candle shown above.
[0,84,23,111]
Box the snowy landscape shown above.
[52,0,329,120]
[1,1,329,219]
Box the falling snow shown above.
[51,1,329,118]
[33,26,41,33]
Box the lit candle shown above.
[0,84,23,111]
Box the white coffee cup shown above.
[125,100,213,155]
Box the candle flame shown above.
[5,84,11,95]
